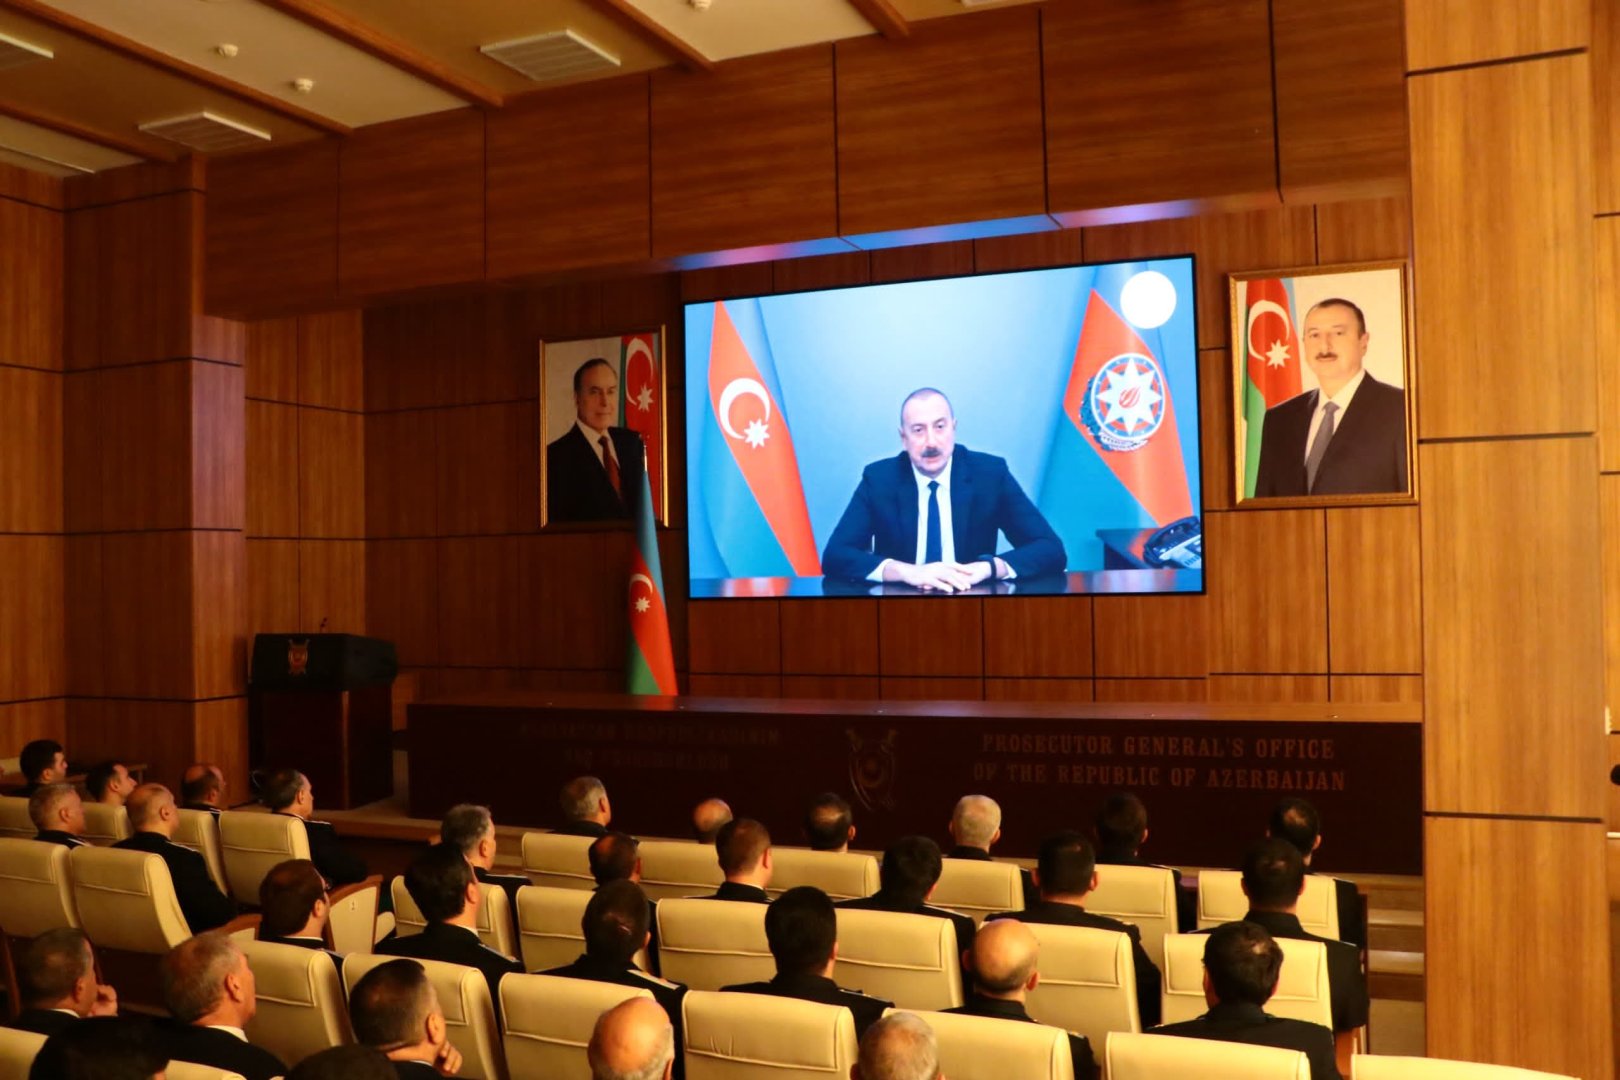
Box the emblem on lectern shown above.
[287,638,310,677]
[846,727,898,812]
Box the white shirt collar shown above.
[576,417,612,445]
[1317,368,1367,413]
[207,1025,248,1041]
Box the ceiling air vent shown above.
[138,112,270,153]
[0,31,52,71]
[480,30,620,83]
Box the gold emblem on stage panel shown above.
[287,638,310,677]
[847,728,899,812]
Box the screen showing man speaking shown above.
[685,257,1203,599]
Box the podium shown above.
[250,634,398,811]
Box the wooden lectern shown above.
[250,633,398,811]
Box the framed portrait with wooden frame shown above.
[1229,261,1415,507]
[540,329,669,528]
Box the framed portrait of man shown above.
[1229,262,1414,507]
[540,330,668,527]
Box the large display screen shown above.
[685,257,1203,598]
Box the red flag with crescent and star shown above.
[1240,277,1301,495]
[626,463,676,696]
[620,332,662,520]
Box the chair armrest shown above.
[1335,1029,1361,1077]
[326,875,383,954]
[220,913,262,941]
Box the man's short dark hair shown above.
[804,793,852,851]
[1036,831,1096,896]
[85,762,124,802]
[560,776,606,821]
[572,357,614,394]
[1241,837,1306,909]
[765,886,837,976]
[19,739,63,783]
[18,928,92,1006]
[261,768,307,812]
[403,843,474,923]
[1095,793,1147,857]
[29,1016,166,1080]
[879,836,943,903]
[1204,921,1283,1006]
[583,880,650,964]
[181,764,223,806]
[1306,297,1367,336]
[28,783,76,831]
[1268,798,1320,858]
[350,959,435,1050]
[286,1044,396,1080]
[715,818,771,875]
[259,859,327,938]
[441,804,493,857]
[589,832,640,886]
[160,933,241,1025]
[899,387,954,426]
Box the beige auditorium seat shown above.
[167,1063,247,1080]
[218,810,310,905]
[636,839,724,901]
[521,832,594,890]
[393,876,515,958]
[1022,923,1140,1053]
[79,803,132,847]
[1087,864,1179,967]
[241,939,350,1067]
[0,797,33,841]
[1108,1031,1308,1080]
[0,1026,44,1080]
[345,954,508,1080]
[1160,933,1331,1028]
[655,898,774,991]
[501,973,651,1080]
[683,989,857,1080]
[1352,1057,1577,1080]
[0,837,80,936]
[904,1008,1075,1080]
[767,848,879,901]
[930,859,1023,924]
[173,809,229,893]
[1197,869,1340,940]
[515,885,591,972]
[327,876,386,955]
[69,846,191,954]
[833,909,963,1011]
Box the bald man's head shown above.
[968,919,1039,998]
[691,798,732,844]
[588,998,674,1080]
[126,783,176,835]
[854,1012,942,1080]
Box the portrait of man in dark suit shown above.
[1253,297,1408,498]
[822,387,1065,590]
[544,357,647,524]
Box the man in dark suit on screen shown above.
[546,357,646,523]
[1253,298,1407,497]
[822,388,1064,590]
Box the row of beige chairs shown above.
[0,1026,248,1080]
[0,795,132,847]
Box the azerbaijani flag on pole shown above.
[619,332,663,520]
[625,465,676,696]
[1239,277,1301,497]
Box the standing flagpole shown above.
[625,455,677,696]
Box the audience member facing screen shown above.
[18,738,67,796]
[180,762,227,813]
[704,818,772,903]
[559,775,613,837]
[159,932,286,1080]
[820,388,1066,591]
[589,997,675,1080]
[28,1016,167,1080]
[852,1011,943,1080]
[441,802,529,912]
[691,797,732,844]
[590,832,643,886]
[85,761,135,807]
[29,782,85,848]
[349,958,464,1079]
[7,928,117,1038]
[805,792,855,852]
[1267,796,1365,949]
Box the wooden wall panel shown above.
[778,599,879,676]
[1092,595,1209,678]
[191,532,246,699]
[366,539,439,667]
[339,110,485,298]
[1421,437,1604,818]
[1314,196,1411,265]
[365,409,438,538]
[835,8,1046,237]
[63,535,102,698]
[191,697,249,803]
[1597,0,1620,215]
[1208,675,1328,702]
[246,318,298,403]
[983,598,1093,678]
[298,311,363,411]
[1044,0,1276,221]
[531,533,620,670]
[985,678,1094,703]
[190,361,246,532]
[61,372,100,535]
[973,230,1083,276]
[1199,348,1234,512]
[1272,0,1407,202]
[688,601,780,675]
[688,674,781,698]
[0,366,61,533]
[869,241,973,285]
[881,676,982,700]
[98,531,193,700]
[1597,218,1620,472]
[298,409,364,538]
[781,675,881,699]
[67,699,195,792]
[1329,675,1422,703]
[1405,0,1587,70]
[1410,56,1594,440]
[1424,817,1611,1079]
[771,251,870,294]
[437,537,532,668]
[95,361,192,531]
[679,263,775,305]
[1209,509,1328,673]
[651,46,838,257]
[206,141,339,315]
[246,401,299,537]
[364,296,521,412]
[67,193,202,369]
[487,76,652,279]
[435,403,538,536]
[247,539,298,638]
[298,540,366,635]
[1604,476,1620,720]
[879,599,982,677]
[0,197,62,369]
[0,536,64,701]
[0,699,65,757]
[1326,506,1422,674]
[1095,677,1207,702]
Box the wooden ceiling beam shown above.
[0,98,176,161]
[0,0,351,136]
[847,0,910,40]
[583,0,715,73]
[258,0,505,109]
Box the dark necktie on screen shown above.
[600,435,621,498]
[1305,400,1339,492]
[925,480,942,564]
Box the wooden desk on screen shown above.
[408,693,1422,874]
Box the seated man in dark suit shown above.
[30,1016,167,1080]
[5,928,118,1037]
[944,918,1097,1080]
[988,830,1161,1026]
[589,998,677,1080]
[557,775,614,837]
[701,818,773,903]
[29,782,87,849]
[945,794,1036,909]
[257,859,343,976]
[85,761,135,808]
[804,792,856,853]
[180,762,228,815]
[284,1043,398,1080]
[540,880,685,1024]
[441,803,528,917]
[349,959,464,1080]
[159,932,287,1080]
[1152,921,1340,1080]
[837,835,976,962]
[691,797,732,844]
[113,784,236,933]
[17,738,68,798]
[262,768,368,889]
[376,842,523,1024]
[1268,797,1366,950]
[590,832,659,969]
[721,885,890,1039]
[853,1012,942,1080]
[1095,792,1195,932]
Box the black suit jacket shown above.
[836,890,977,984]
[542,953,686,1031]
[989,900,1162,1027]
[259,933,345,979]
[821,447,1066,580]
[113,831,236,933]
[376,922,523,1026]
[1253,375,1407,497]
[7,1010,77,1038]
[702,882,770,904]
[33,831,86,850]
[164,1025,286,1080]
[1097,850,1196,933]
[278,814,368,888]
[546,424,645,523]
[942,996,1098,1080]
[945,846,1038,910]
[1152,1001,1341,1080]
[394,1061,443,1079]
[554,820,609,838]
[1203,911,1367,1033]
[721,972,891,1040]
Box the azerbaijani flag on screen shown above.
[625,466,676,696]
[619,332,663,520]
[1239,277,1301,497]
